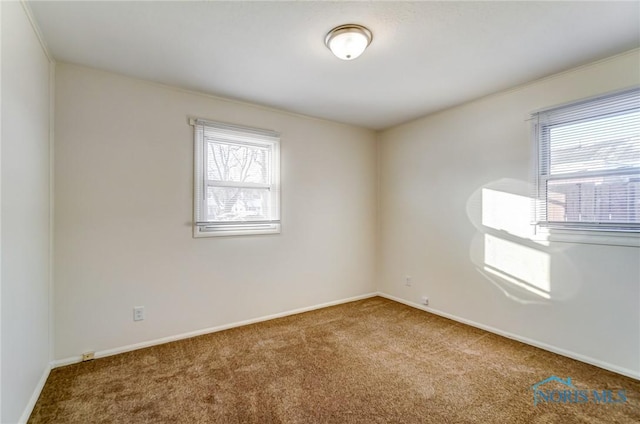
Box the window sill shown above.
[193,224,281,238]
[534,227,640,248]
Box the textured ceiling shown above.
[29,1,640,130]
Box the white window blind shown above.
[192,119,280,237]
[533,87,640,232]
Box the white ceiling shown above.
[29,1,640,130]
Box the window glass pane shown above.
[549,111,640,175]
[207,142,271,184]
[547,176,640,224]
[206,187,272,221]
[534,88,640,233]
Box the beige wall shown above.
[378,49,640,377]
[53,64,377,361]
[1,2,52,422]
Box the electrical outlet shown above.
[421,296,429,306]
[133,306,145,321]
[405,276,412,286]
[82,351,95,361]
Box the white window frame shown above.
[531,87,640,247]
[191,118,281,238]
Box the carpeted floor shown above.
[29,297,639,423]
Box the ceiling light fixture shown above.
[324,24,372,61]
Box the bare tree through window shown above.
[206,141,272,221]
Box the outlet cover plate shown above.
[133,306,145,321]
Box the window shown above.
[192,119,280,237]
[532,88,640,235]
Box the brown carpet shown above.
[29,297,639,423]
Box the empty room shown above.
[2,1,640,423]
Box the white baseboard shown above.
[18,363,51,424]
[51,292,378,368]
[51,291,639,381]
[377,292,640,381]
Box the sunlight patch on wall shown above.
[481,187,541,242]
[467,178,581,304]
[484,234,551,299]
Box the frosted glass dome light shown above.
[325,24,372,61]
